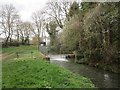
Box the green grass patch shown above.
[3,60,95,88]
[2,45,96,88]
[0,48,2,54]
[2,45,34,54]
[0,61,2,89]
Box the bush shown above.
[2,41,23,48]
[89,49,103,61]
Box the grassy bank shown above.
[2,45,95,88]
[2,45,35,54]
[0,60,1,89]
[76,58,120,74]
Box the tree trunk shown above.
[38,36,40,51]
[21,38,24,45]
[10,37,12,45]
[5,36,10,47]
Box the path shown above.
[0,53,15,60]
[0,48,26,60]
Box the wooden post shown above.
[75,52,77,63]
[73,51,77,63]
[16,52,19,58]
[31,51,33,58]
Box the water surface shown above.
[49,55,120,88]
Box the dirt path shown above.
[0,46,33,60]
[0,53,15,60]
[0,51,13,57]
[0,48,25,60]
[0,50,17,60]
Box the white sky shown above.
[0,0,118,39]
[1,0,117,22]
[0,0,49,21]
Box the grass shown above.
[0,61,1,90]
[2,45,96,88]
[1,45,34,54]
[0,48,2,55]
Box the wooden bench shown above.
[16,51,34,58]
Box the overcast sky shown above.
[0,0,49,21]
[1,0,117,22]
[0,0,79,22]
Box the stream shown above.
[49,55,120,88]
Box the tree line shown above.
[0,1,119,64]
[60,2,119,64]
[44,1,119,64]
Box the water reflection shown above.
[50,55,120,88]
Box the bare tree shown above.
[32,11,44,48]
[19,21,32,45]
[14,19,22,44]
[0,4,19,46]
[43,1,71,29]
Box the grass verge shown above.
[2,45,96,88]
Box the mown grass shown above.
[2,45,33,54]
[2,45,96,88]
[0,47,2,54]
[3,60,95,88]
[0,60,2,90]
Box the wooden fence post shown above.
[73,51,77,63]
[16,52,19,58]
[31,51,33,58]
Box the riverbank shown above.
[2,46,96,88]
[76,58,120,74]
[49,53,120,73]
[50,55,119,88]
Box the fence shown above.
[16,51,34,58]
